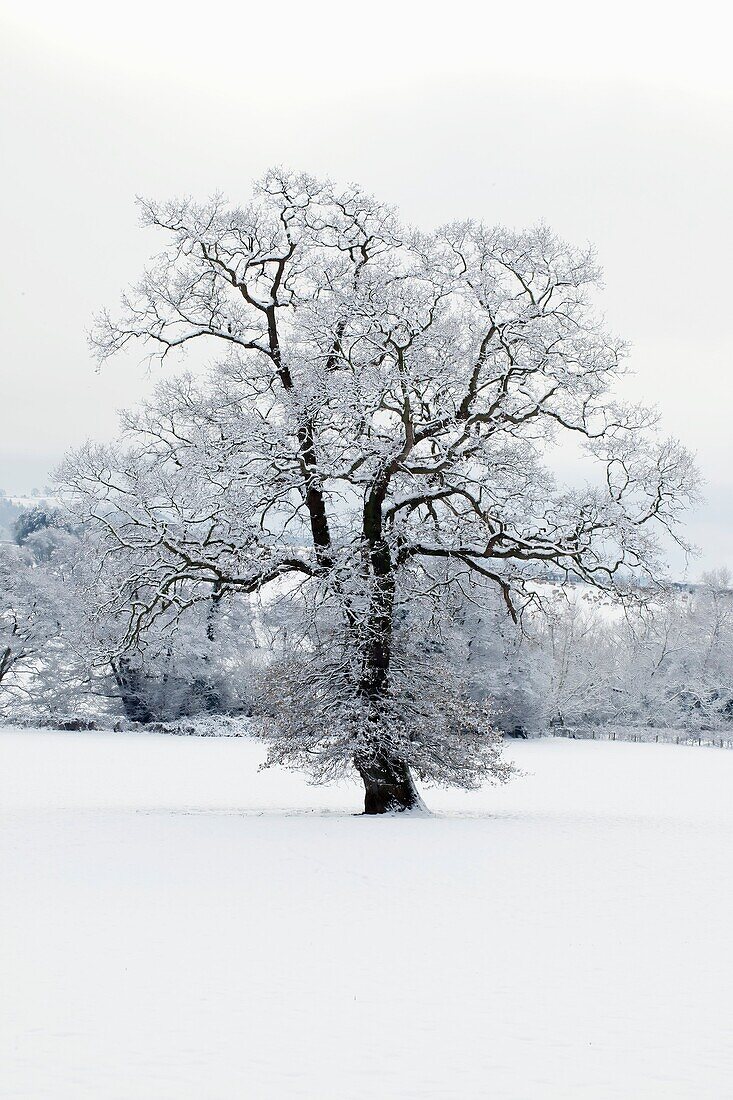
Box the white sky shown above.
[1,0,731,576]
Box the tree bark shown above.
[360,484,396,695]
[354,483,428,813]
[355,756,424,814]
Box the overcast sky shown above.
[1,0,731,576]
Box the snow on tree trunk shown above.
[355,756,424,814]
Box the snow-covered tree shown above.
[13,505,74,550]
[0,541,77,713]
[104,587,262,724]
[520,571,733,732]
[612,573,733,729]
[62,170,696,811]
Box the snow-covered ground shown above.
[2,729,732,1099]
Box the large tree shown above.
[63,170,696,812]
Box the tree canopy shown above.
[60,170,697,811]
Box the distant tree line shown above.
[1,504,730,738]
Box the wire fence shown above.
[538,726,733,750]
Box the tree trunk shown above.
[356,482,428,814]
[111,658,156,724]
[0,645,14,685]
[356,756,425,814]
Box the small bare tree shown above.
[63,170,696,812]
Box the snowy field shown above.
[2,729,732,1099]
